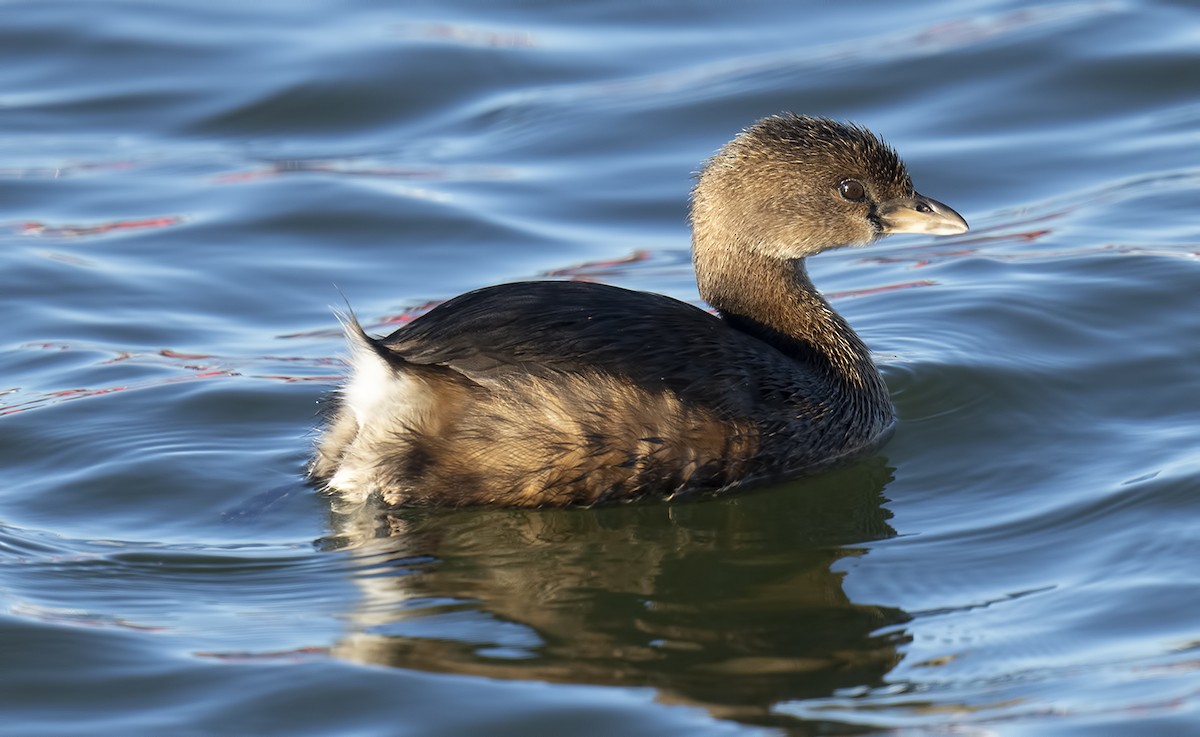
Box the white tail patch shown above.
[334,312,433,440]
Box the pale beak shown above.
[878,193,969,236]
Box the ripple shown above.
[464,3,1125,118]
[2,0,1199,734]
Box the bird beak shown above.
[878,193,969,236]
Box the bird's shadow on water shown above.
[319,457,909,735]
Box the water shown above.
[2,0,1198,734]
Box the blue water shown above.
[2,1,1199,735]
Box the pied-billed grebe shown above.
[310,115,968,508]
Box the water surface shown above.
[2,1,1199,735]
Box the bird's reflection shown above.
[323,458,908,732]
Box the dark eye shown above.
[838,179,866,201]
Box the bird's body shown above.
[309,115,968,508]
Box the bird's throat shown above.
[695,245,885,396]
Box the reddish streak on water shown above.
[213,161,511,184]
[17,216,184,238]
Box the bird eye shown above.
[838,179,866,201]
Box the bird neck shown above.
[693,238,886,395]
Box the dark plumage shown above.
[309,114,968,508]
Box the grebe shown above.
[309,115,968,507]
